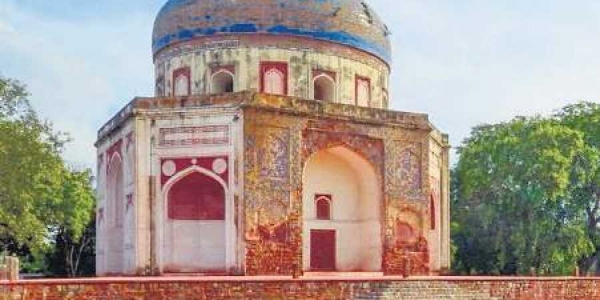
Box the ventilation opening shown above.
[211,71,234,94]
[313,75,335,102]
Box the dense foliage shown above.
[0,77,95,276]
[453,102,600,275]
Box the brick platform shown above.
[2,276,600,299]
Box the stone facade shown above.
[95,92,450,276]
[3,277,600,300]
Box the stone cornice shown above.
[97,92,437,143]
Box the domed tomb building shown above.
[95,0,450,276]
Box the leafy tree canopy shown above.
[453,103,600,275]
[0,77,95,275]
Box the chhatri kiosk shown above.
[95,0,450,276]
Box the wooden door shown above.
[310,230,336,271]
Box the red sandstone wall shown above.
[2,277,600,300]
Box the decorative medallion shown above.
[212,158,228,175]
[162,160,177,177]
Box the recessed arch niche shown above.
[302,146,382,272]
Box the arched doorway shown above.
[302,146,382,272]
[163,170,227,273]
[106,154,124,274]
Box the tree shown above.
[453,115,596,275]
[0,77,96,275]
[555,102,600,274]
[44,169,96,277]
[0,77,62,253]
[46,216,96,277]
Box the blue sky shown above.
[1,0,600,169]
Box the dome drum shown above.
[152,0,392,109]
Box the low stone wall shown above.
[1,276,600,300]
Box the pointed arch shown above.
[260,62,288,95]
[302,145,382,272]
[315,195,332,220]
[161,165,231,273]
[165,168,226,221]
[105,152,124,274]
[107,153,124,227]
[355,76,371,106]
[163,165,228,196]
[173,67,190,96]
[264,68,284,95]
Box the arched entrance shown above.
[302,146,382,272]
[106,154,124,274]
[163,170,227,273]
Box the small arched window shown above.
[264,69,285,95]
[173,67,191,97]
[261,62,288,95]
[211,70,234,94]
[313,74,335,102]
[355,76,371,106]
[315,195,332,220]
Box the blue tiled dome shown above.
[152,0,392,64]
